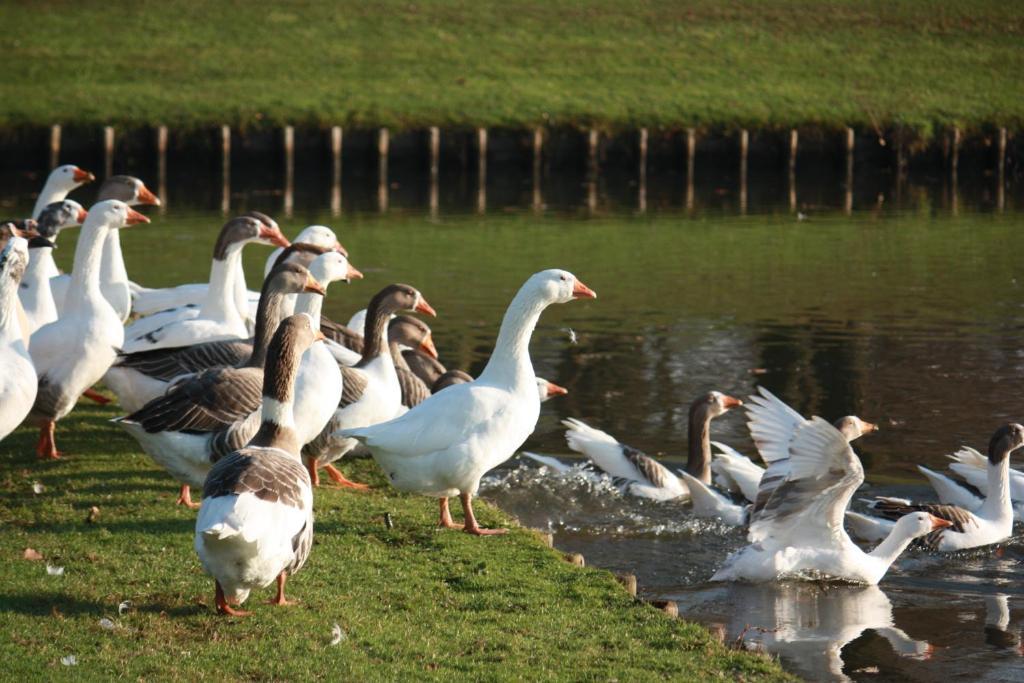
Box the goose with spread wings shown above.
[712,388,950,584]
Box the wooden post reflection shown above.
[587,128,598,214]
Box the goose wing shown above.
[126,366,263,433]
[748,417,864,548]
[320,316,363,353]
[746,386,808,465]
[115,339,252,381]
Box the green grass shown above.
[0,398,790,680]
[0,1,1021,135]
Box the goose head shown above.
[308,250,363,287]
[388,314,437,359]
[85,200,150,232]
[265,262,326,298]
[36,200,87,241]
[292,224,347,257]
[374,284,436,318]
[48,164,95,193]
[536,377,568,402]
[97,175,160,207]
[214,216,289,259]
[526,269,596,305]
[988,423,1024,465]
[692,390,743,421]
[833,415,878,442]
[0,237,30,290]
[893,511,953,540]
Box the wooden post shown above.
[739,129,748,215]
[788,129,798,212]
[844,127,854,215]
[616,573,638,598]
[103,126,115,177]
[156,126,168,213]
[283,126,295,218]
[563,553,585,567]
[49,125,61,169]
[686,128,696,212]
[429,127,440,217]
[476,127,487,214]
[997,127,1007,212]
[331,126,343,217]
[587,128,599,177]
[648,600,679,618]
[220,125,231,215]
[950,127,960,215]
[532,127,543,213]
[638,128,648,214]
[378,128,389,213]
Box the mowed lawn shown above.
[0,0,1021,133]
[0,397,791,680]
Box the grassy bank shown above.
[0,1,1021,135]
[0,398,790,680]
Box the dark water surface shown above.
[3,161,1023,681]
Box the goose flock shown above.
[2,164,1021,615]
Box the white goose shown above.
[26,200,150,459]
[195,313,319,616]
[51,176,160,322]
[303,284,436,488]
[711,387,950,584]
[931,447,1024,521]
[0,238,38,442]
[263,224,345,278]
[342,269,596,535]
[116,264,324,507]
[844,424,1024,551]
[31,164,94,221]
[119,216,290,353]
[129,211,283,318]
[561,391,743,505]
[19,200,87,334]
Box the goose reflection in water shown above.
[984,594,1024,654]
[686,583,930,682]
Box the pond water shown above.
[3,159,1023,681]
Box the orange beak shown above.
[346,263,363,281]
[415,297,437,317]
[929,515,953,530]
[72,167,95,184]
[124,208,151,225]
[334,241,348,257]
[545,381,569,397]
[76,208,88,224]
[304,273,326,296]
[572,279,597,299]
[862,421,879,434]
[136,184,161,206]
[722,395,743,409]
[259,225,291,248]
[419,333,439,359]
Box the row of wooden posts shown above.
[46,124,1011,217]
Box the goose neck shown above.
[293,292,323,330]
[478,286,546,387]
[359,293,394,362]
[868,525,918,569]
[686,404,714,484]
[199,244,245,323]
[247,291,286,367]
[248,330,304,456]
[980,453,1012,519]
[100,229,128,283]
[65,223,110,311]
